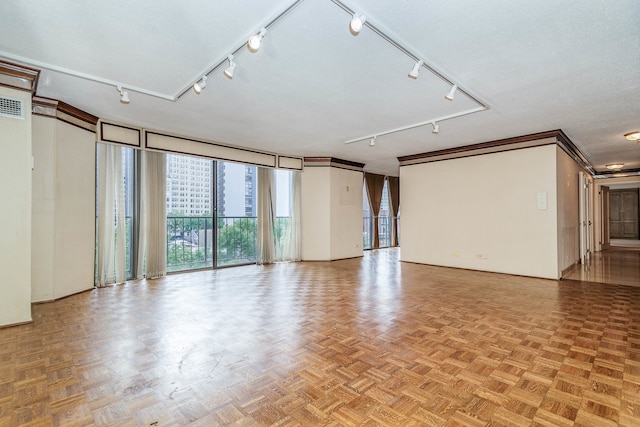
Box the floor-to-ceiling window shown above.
[363,176,392,249]
[275,169,292,255]
[378,178,391,248]
[363,181,373,250]
[95,145,136,284]
[165,155,259,271]
[122,148,135,278]
[99,151,274,274]
[215,161,258,266]
[165,154,214,271]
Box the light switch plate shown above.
[537,192,547,210]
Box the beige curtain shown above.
[364,173,386,249]
[96,143,126,287]
[280,170,301,261]
[257,167,276,264]
[387,176,400,247]
[137,150,167,279]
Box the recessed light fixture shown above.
[248,28,267,52]
[350,14,366,35]
[624,131,640,141]
[408,60,423,79]
[116,85,130,104]
[224,55,236,79]
[606,163,624,170]
[193,76,207,94]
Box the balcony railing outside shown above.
[274,216,291,257]
[363,215,393,249]
[167,216,256,272]
[125,216,132,278]
[363,215,373,249]
[166,215,293,272]
[215,216,258,268]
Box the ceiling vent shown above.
[0,96,25,119]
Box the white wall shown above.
[329,167,363,260]
[301,166,363,261]
[31,116,56,301]
[53,121,96,298]
[0,87,32,326]
[301,167,331,260]
[32,116,96,302]
[400,144,560,279]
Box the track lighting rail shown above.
[0,0,490,143]
[175,0,307,100]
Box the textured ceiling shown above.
[1,0,639,176]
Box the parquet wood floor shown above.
[1,248,639,426]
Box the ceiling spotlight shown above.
[431,122,439,134]
[624,131,640,141]
[193,76,207,94]
[350,14,366,35]
[408,60,423,79]
[224,55,236,79]
[248,28,267,52]
[116,85,129,104]
[445,84,458,101]
[369,136,377,147]
[606,163,624,170]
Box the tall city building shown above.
[215,161,256,217]
[165,155,256,217]
[165,155,213,216]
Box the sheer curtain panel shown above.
[96,143,126,287]
[137,150,167,279]
[281,170,301,261]
[257,167,276,264]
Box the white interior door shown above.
[601,185,611,249]
[579,172,587,264]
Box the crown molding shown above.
[32,96,98,132]
[304,157,365,171]
[0,60,39,92]
[398,129,595,175]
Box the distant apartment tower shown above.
[216,162,257,217]
[166,155,256,217]
[166,155,212,215]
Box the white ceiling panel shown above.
[1,0,639,176]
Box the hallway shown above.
[563,248,640,287]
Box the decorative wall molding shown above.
[277,155,303,171]
[144,130,278,168]
[398,129,595,175]
[593,168,640,179]
[304,157,365,171]
[0,60,39,93]
[98,120,303,170]
[99,121,142,148]
[32,96,98,133]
